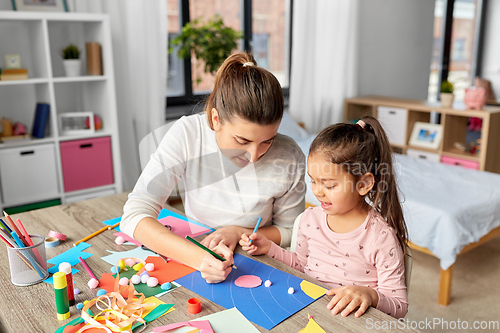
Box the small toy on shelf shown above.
[464,86,487,110]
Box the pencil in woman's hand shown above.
[185,235,237,269]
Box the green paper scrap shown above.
[193,307,260,333]
[112,269,179,298]
[55,317,85,333]
[132,303,174,330]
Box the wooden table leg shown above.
[438,264,454,305]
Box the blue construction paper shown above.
[44,242,92,284]
[101,208,215,234]
[175,254,325,330]
[100,246,159,266]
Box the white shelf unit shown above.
[0,11,122,211]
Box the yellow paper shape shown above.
[142,296,175,318]
[298,318,327,333]
[300,280,327,299]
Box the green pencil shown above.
[186,235,237,269]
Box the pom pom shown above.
[118,260,125,270]
[133,262,144,271]
[161,282,171,290]
[288,287,295,294]
[115,236,125,245]
[83,300,89,305]
[88,278,99,289]
[140,271,149,277]
[145,263,155,272]
[96,289,107,296]
[76,302,84,310]
[264,280,272,287]
[140,274,149,284]
[125,259,135,267]
[110,266,118,273]
[131,275,141,284]
[74,288,81,295]
[119,277,129,286]
[147,277,159,287]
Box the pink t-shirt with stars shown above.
[267,206,408,319]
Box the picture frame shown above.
[5,54,21,69]
[59,112,94,136]
[409,121,443,150]
[12,0,68,12]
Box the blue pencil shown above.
[248,218,262,246]
[0,218,12,233]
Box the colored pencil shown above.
[15,219,47,269]
[248,217,262,246]
[185,235,237,269]
[0,227,14,243]
[73,221,120,246]
[10,231,45,278]
[78,256,98,280]
[0,218,12,233]
[3,211,28,246]
[0,233,35,271]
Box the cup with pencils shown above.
[0,213,49,286]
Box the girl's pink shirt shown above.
[267,206,408,319]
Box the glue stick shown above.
[59,262,75,306]
[53,271,70,320]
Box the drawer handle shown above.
[389,111,396,115]
[454,162,461,166]
[20,150,34,155]
[80,143,93,148]
[418,155,427,159]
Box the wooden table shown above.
[0,193,420,332]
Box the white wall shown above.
[481,0,500,100]
[0,1,12,10]
[357,0,435,100]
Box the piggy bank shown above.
[464,87,486,110]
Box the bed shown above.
[278,112,500,305]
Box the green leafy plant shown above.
[169,15,243,83]
[61,44,80,59]
[440,80,454,94]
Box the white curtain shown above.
[69,0,168,190]
[289,0,359,134]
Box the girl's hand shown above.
[201,226,243,252]
[239,233,271,256]
[326,285,378,318]
[198,243,234,283]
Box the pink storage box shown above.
[60,136,114,192]
[441,156,479,170]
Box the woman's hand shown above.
[198,243,235,283]
[326,285,378,318]
[239,233,271,256]
[201,226,244,251]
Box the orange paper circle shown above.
[188,297,201,314]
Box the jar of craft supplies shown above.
[7,235,49,286]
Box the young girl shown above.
[240,116,409,319]
[121,52,305,284]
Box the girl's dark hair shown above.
[309,116,408,255]
[205,52,284,129]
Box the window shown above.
[167,0,292,109]
[428,0,487,102]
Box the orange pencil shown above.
[73,221,120,246]
[3,211,27,246]
[16,219,47,270]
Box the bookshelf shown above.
[0,11,122,211]
[344,96,500,173]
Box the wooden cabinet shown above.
[344,96,500,173]
[0,11,122,210]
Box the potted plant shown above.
[440,80,454,108]
[61,44,81,77]
[169,15,243,84]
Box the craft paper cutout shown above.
[100,246,157,265]
[235,275,262,288]
[298,317,327,333]
[300,280,327,299]
[153,319,214,333]
[146,256,196,284]
[113,215,213,247]
[192,308,260,333]
[175,254,325,330]
[44,242,92,284]
[55,317,85,333]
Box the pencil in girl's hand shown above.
[248,217,262,246]
[185,235,237,269]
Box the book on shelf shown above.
[2,68,28,75]
[32,103,50,138]
[86,42,103,75]
[0,74,28,81]
[0,134,31,143]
